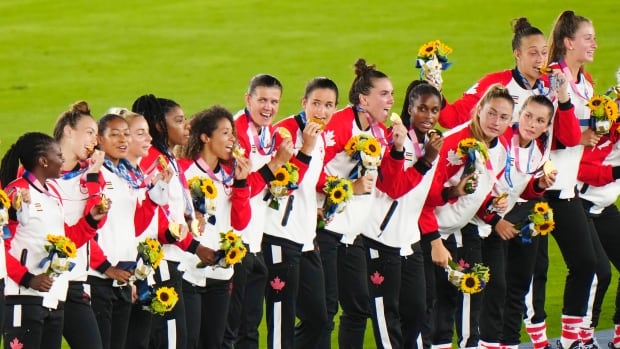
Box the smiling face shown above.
[204,118,236,162]
[245,86,281,128]
[358,77,394,124]
[517,101,552,145]
[565,21,597,64]
[408,93,441,136]
[42,142,65,179]
[127,116,152,160]
[478,98,514,139]
[515,34,548,82]
[65,116,98,162]
[164,106,190,148]
[302,88,338,125]
[98,117,131,164]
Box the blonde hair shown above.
[107,107,144,125]
[469,84,514,144]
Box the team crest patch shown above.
[33,203,43,211]
[251,145,257,153]
[105,181,113,189]
[511,95,519,103]
[404,151,413,161]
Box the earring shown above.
[43,164,48,168]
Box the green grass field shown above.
[1,0,619,347]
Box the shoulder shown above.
[177,158,193,172]
[478,70,514,86]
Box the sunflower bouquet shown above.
[188,176,218,216]
[517,201,555,244]
[344,134,382,177]
[267,162,299,210]
[587,92,619,134]
[415,39,453,88]
[40,234,77,278]
[450,138,489,194]
[143,286,179,315]
[318,176,354,229]
[446,259,490,294]
[133,238,164,280]
[198,229,247,269]
[0,188,11,239]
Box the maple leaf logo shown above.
[447,149,463,166]
[531,333,543,341]
[323,130,336,147]
[270,276,286,292]
[370,271,384,286]
[10,338,23,349]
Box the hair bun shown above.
[512,17,532,33]
[354,58,376,77]
[71,101,91,114]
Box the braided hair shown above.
[131,94,180,155]
[0,132,56,186]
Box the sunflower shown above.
[460,138,477,149]
[152,250,164,269]
[605,100,619,122]
[329,186,347,204]
[238,245,248,259]
[459,273,482,294]
[272,167,290,186]
[344,136,359,156]
[145,238,160,251]
[224,230,238,243]
[187,176,202,195]
[418,41,437,59]
[200,179,217,200]
[47,234,63,244]
[534,221,555,236]
[60,239,77,258]
[533,202,550,215]
[362,138,381,158]
[436,40,453,56]
[155,286,179,309]
[225,247,243,265]
[0,189,9,208]
[587,96,606,111]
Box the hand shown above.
[455,173,477,197]
[425,71,443,92]
[430,238,451,268]
[131,283,138,303]
[90,197,111,220]
[537,170,558,189]
[234,156,251,180]
[494,219,518,240]
[423,132,443,163]
[552,70,570,103]
[352,175,374,194]
[153,167,174,184]
[269,138,294,172]
[29,273,54,292]
[13,188,31,207]
[87,150,106,174]
[195,244,217,266]
[104,266,132,284]
[300,122,322,155]
[491,196,508,214]
[317,208,334,225]
[580,128,601,148]
[391,123,408,151]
